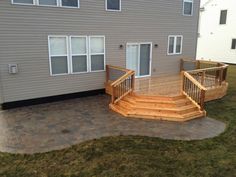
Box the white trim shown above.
[183,0,194,16]
[12,0,80,8]
[167,35,183,55]
[126,42,152,78]
[105,0,122,12]
[48,35,70,76]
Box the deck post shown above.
[131,74,135,91]
[200,89,205,111]
[180,71,184,92]
[111,87,116,104]
[180,59,184,72]
[201,71,205,86]
[106,65,109,83]
[196,60,200,69]
[219,68,223,86]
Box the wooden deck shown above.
[105,61,228,122]
[134,75,182,97]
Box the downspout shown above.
[0,67,5,106]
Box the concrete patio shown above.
[0,95,226,154]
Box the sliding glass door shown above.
[126,43,152,77]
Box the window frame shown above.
[48,35,106,76]
[106,0,121,12]
[167,35,183,55]
[69,36,89,74]
[89,36,106,72]
[183,0,193,16]
[12,0,80,8]
[219,9,227,25]
[48,35,70,76]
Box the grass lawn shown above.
[0,66,236,177]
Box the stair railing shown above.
[180,59,228,111]
[106,65,135,104]
[181,72,207,110]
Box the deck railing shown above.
[106,65,135,104]
[180,59,228,110]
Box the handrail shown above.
[183,72,207,91]
[111,70,135,87]
[106,65,135,104]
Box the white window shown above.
[12,0,80,8]
[48,36,105,76]
[183,0,193,16]
[70,36,88,73]
[106,0,121,11]
[167,35,183,55]
[48,36,69,75]
[89,36,105,71]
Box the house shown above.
[197,0,236,64]
[0,0,200,109]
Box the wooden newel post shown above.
[200,89,205,111]
[181,71,184,92]
[131,73,135,90]
[201,71,205,85]
[111,87,116,104]
[180,59,184,72]
[106,65,109,83]
[219,68,223,85]
[196,60,200,69]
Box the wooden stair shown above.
[109,94,206,122]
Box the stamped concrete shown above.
[0,95,226,154]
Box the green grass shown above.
[0,66,236,177]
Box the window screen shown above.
[49,37,69,75]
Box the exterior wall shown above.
[0,0,200,103]
[197,0,236,64]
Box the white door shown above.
[126,43,152,77]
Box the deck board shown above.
[134,75,182,96]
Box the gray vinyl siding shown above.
[0,0,200,103]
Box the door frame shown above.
[126,42,152,78]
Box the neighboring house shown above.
[0,0,200,108]
[197,0,236,64]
